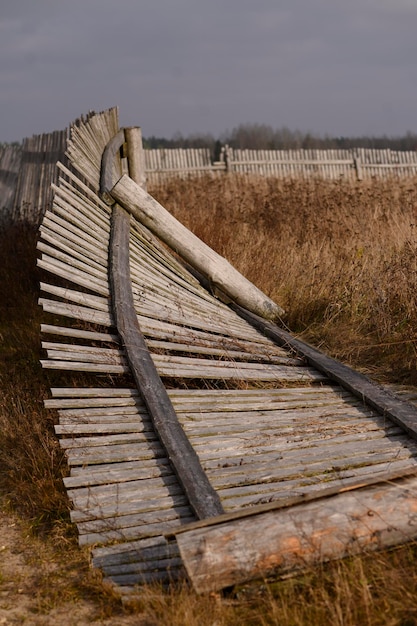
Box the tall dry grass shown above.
[153,174,417,383]
[1,174,417,623]
[0,224,70,526]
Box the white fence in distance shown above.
[145,146,417,184]
[2,135,417,226]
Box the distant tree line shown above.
[144,123,417,157]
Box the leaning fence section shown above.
[37,109,417,599]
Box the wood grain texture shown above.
[176,473,417,593]
[109,175,284,321]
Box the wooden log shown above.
[175,472,417,593]
[108,175,284,321]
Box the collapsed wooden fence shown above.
[2,118,417,226]
[33,107,417,600]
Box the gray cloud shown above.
[0,0,416,142]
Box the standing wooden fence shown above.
[223,147,417,180]
[1,118,417,227]
[144,148,224,185]
[11,130,69,224]
[0,144,22,225]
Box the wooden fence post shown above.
[354,156,363,181]
[125,127,147,190]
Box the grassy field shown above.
[1,175,417,624]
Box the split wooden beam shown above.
[107,174,285,321]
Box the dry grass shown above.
[153,174,417,384]
[1,174,417,624]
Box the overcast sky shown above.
[1,0,416,143]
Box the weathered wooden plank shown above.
[129,220,204,289]
[41,210,109,251]
[208,455,417,490]
[56,406,147,419]
[59,431,157,449]
[146,339,291,362]
[56,422,151,435]
[217,465,413,507]
[65,440,167,466]
[176,473,417,593]
[40,298,113,326]
[136,315,277,351]
[40,284,111,313]
[63,459,174,488]
[53,181,111,228]
[96,541,180,570]
[102,556,184,577]
[50,387,135,398]
[41,360,128,374]
[51,195,109,241]
[54,404,375,433]
[102,567,184,586]
[181,410,392,438]
[67,455,170,477]
[71,492,190,523]
[198,433,416,469]
[39,228,107,272]
[44,344,125,365]
[92,534,172,561]
[46,395,141,409]
[78,512,195,545]
[168,386,351,408]
[38,245,108,282]
[37,258,109,296]
[68,475,183,507]
[41,325,118,343]
[153,357,326,382]
[40,219,108,262]
[187,424,403,459]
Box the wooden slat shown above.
[41,325,118,343]
[39,299,113,326]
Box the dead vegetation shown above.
[1,174,417,624]
[154,175,417,384]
